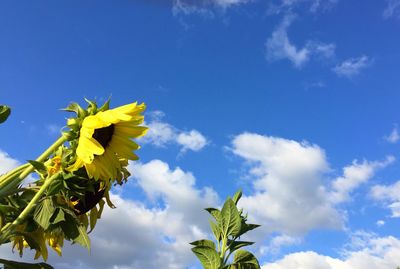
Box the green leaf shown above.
[28,160,47,175]
[0,204,18,213]
[232,189,242,205]
[221,199,241,238]
[237,223,261,238]
[74,225,91,251]
[227,240,254,252]
[50,208,65,225]
[89,206,98,233]
[210,220,221,241]
[231,250,260,269]
[0,105,11,124]
[190,239,216,249]
[191,246,221,269]
[46,178,63,196]
[34,198,55,230]
[0,258,54,269]
[205,208,221,222]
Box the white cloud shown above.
[260,235,302,255]
[177,130,208,152]
[376,220,385,227]
[232,133,343,236]
[172,0,250,15]
[371,180,400,217]
[140,111,208,153]
[265,15,335,68]
[262,233,400,269]
[269,0,338,14]
[383,0,400,19]
[332,55,373,78]
[384,126,400,143]
[0,159,219,269]
[0,149,20,175]
[329,156,395,204]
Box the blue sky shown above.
[1,0,400,268]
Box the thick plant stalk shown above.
[0,135,67,244]
[0,135,67,194]
[0,172,61,243]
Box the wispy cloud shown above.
[371,180,400,217]
[265,15,335,68]
[269,0,338,14]
[329,156,395,204]
[383,0,400,19]
[172,0,250,16]
[332,55,373,78]
[384,125,400,143]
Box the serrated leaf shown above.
[205,208,221,222]
[27,160,47,175]
[0,105,11,124]
[0,258,54,269]
[190,239,216,249]
[191,246,221,269]
[227,240,254,252]
[74,225,91,251]
[231,250,260,269]
[34,198,55,230]
[221,199,241,237]
[232,189,242,205]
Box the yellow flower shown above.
[69,102,147,180]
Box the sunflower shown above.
[69,102,147,181]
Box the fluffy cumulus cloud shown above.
[0,159,219,269]
[383,0,400,18]
[262,232,400,269]
[0,149,20,174]
[265,15,335,68]
[371,180,400,217]
[332,55,373,78]
[140,111,208,153]
[329,156,395,204]
[232,133,343,236]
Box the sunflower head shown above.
[64,99,147,183]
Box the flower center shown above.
[92,124,115,148]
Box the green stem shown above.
[0,172,61,243]
[0,135,67,192]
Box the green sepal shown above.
[62,102,87,118]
